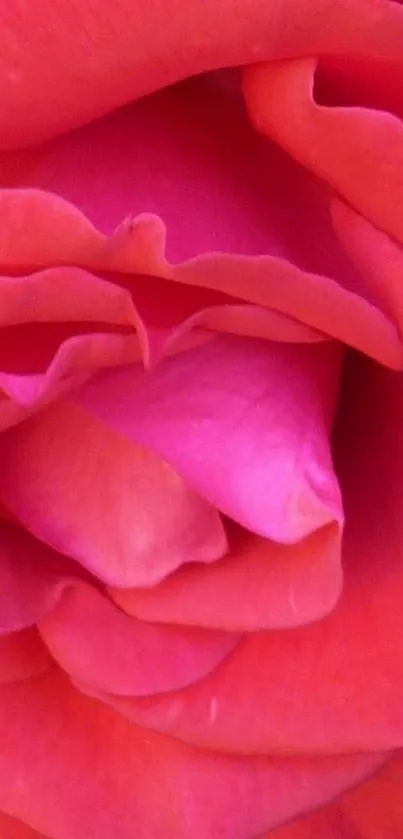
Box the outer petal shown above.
[111,522,342,631]
[92,356,403,755]
[0,402,227,586]
[0,812,49,839]
[75,335,343,543]
[243,56,403,244]
[0,670,388,839]
[1,0,403,146]
[269,752,403,838]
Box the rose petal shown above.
[243,55,403,244]
[111,521,342,631]
[269,752,403,838]
[92,353,403,756]
[0,76,401,367]
[76,335,343,543]
[0,630,51,685]
[0,402,227,587]
[0,521,89,633]
[0,670,388,839]
[332,199,403,333]
[0,812,49,839]
[1,0,403,146]
[39,583,240,696]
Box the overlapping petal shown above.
[76,335,343,542]
[0,402,227,586]
[1,0,403,146]
[89,355,403,756]
[0,671,388,839]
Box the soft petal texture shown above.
[0,812,49,839]
[39,583,239,696]
[269,752,403,838]
[91,354,403,756]
[243,55,403,244]
[76,335,343,542]
[0,77,401,367]
[1,0,403,146]
[0,670,389,839]
[0,402,227,586]
[0,630,51,685]
[111,521,342,631]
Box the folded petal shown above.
[1,0,403,146]
[111,521,342,631]
[76,335,343,543]
[0,402,227,586]
[39,583,240,696]
[0,76,401,366]
[96,356,403,755]
[243,55,403,244]
[0,670,388,839]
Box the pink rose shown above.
[0,0,403,836]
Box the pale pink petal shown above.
[0,402,227,586]
[0,670,388,839]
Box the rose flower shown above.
[0,0,402,836]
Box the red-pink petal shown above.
[76,336,343,542]
[0,630,51,685]
[111,522,342,631]
[39,583,240,696]
[269,752,403,838]
[0,670,388,839]
[243,55,403,244]
[0,812,49,839]
[91,354,403,755]
[1,0,403,146]
[0,402,227,587]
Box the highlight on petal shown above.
[0,402,227,587]
[0,670,389,839]
[111,521,342,631]
[94,354,403,757]
[76,335,343,543]
[1,0,403,146]
[39,582,240,696]
[243,54,403,245]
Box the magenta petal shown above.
[39,583,240,696]
[76,336,343,542]
[0,402,227,587]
